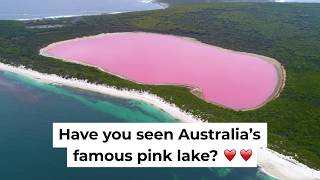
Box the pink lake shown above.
[43,32,280,110]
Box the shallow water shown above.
[45,32,278,110]
[0,0,164,20]
[0,70,277,180]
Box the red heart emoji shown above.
[240,149,252,161]
[224,149,236,161]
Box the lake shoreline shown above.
[40,32,286,112]
[0,62,319,180]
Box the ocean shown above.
[0,70,277,180]
[0,0,164,20]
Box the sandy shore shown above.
[0,62,319,180]
[39,32,286,112]
[0,62,201,123]
[258,148,320,180]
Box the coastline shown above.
[39,32,287,112]
[0,62,201,123]
[17,13,109,21]
[0,62,319,180]
[16,1,168,21]
[258,148,320,180]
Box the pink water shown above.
[45,32,279,110]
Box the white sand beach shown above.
[258,148,320,180]
[0,62,319,180]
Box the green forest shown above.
[0,3,319,169]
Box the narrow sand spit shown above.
[40,32,286,111]
[0,62,318,180]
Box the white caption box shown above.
[53,123,267,167]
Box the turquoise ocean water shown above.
[0,70,277,180]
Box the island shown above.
[0,2,319,180]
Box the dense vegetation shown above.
[0,3,319,169]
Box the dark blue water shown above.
[0,71,276,180]
[0,0,165,20]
